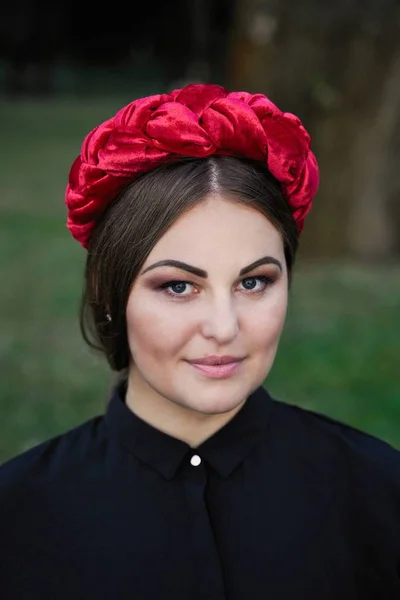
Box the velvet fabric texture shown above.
[65,83,319,249]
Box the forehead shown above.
[144,195,284,265]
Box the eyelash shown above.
[158,276,274,299]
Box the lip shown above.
[186,356,244,380]
[187,355,243,366]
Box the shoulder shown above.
[0,415,106,499]
[270,395,400,488]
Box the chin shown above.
[182,384,252,415]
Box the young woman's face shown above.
[126,195,288,416]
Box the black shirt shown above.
[1,383,400,599]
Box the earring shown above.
[106,313,112,322]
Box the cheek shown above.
[245,294,287,348]
[126,300,194,361]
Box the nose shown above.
[200,295,239,344]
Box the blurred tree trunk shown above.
[228,0,400,259]
[346,40,400,259]
[388,115,400,255]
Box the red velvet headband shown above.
[65,83,319,249]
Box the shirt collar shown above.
[105,381,273,480]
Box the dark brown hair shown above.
[80,155,299,371]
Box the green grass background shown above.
[1,94,399,464]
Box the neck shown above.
[125,369,245,448]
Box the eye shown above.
[159,280,196,297]
[238,276,272,293]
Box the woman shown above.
[1,84,399,599]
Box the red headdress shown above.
[65,83,319,249]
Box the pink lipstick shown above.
[187,355,244,379]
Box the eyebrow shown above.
[140,256,282,278]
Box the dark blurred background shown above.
[1,0,399,462]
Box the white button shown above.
[190,454,201,467]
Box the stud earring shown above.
[106,313,112,322]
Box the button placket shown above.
[182,454,225,599]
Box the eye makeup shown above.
[143,268,280,301]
